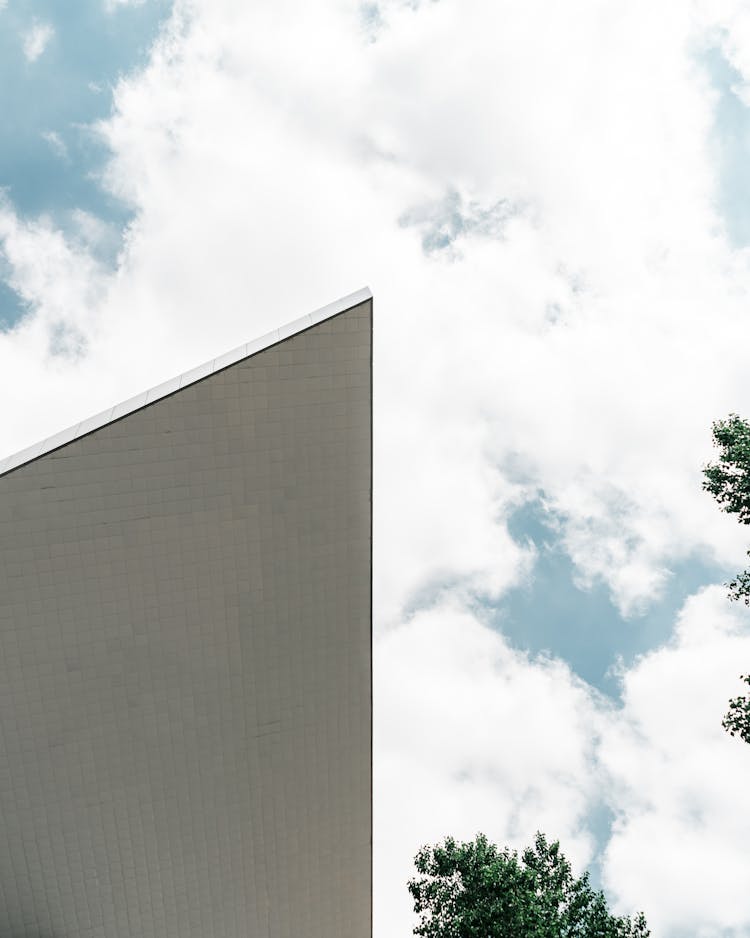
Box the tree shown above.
[703,413,750,602]
[702,413,750,744]
[722,674,750,745]
[408,831,650,938]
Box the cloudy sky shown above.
[3,0,750,934]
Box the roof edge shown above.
[0,286,372,478]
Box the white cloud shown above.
[87,0,750,617]
[41,130,68,160]
[375,587,750,938]
[600,586,750,935]
[69,208,120,255]
[0,197,106,374]
[3,2,750,934]
[375,600,609,936]
[22,20,54,63]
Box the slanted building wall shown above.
[0,297,372,938]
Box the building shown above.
[0,289,372,938]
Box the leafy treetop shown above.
[703,414,750,744]
[408,831,650,938]
[703,413,750,527]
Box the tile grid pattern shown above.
[0,299,372,938]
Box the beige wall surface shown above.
[0,299,372,938]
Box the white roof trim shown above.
[0,287,372,478]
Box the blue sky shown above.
[500,498,729,697]
[0,0,739,701]
[3,2,750,936]
[707,43,750,249]
[0,0,170,326]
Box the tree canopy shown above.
[408,831,649,938]
[703,413,750,530]
[722,673,750,745]
[703,413,750,744]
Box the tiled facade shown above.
[0,296,372,938]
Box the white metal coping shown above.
[0,286,372,478]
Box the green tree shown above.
[408,831,649,938]
[702,413,750,744]
[722,674,750,745]
[703,413,750,602]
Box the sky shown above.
[2,0,750,935]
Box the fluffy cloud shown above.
[0,199,104,349]
[377,588,750,938]
[375,600,609,937]
[3,2,750,933]
[60,0,750,615]
[22,20,54,63]
[600,586,750,935]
